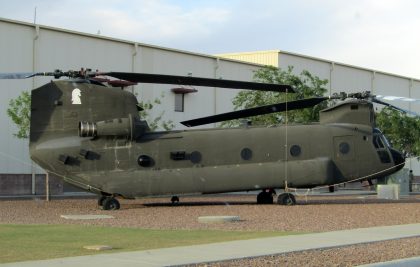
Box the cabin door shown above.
[333,135,358,179]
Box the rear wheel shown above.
[277,193,296,206]
[171,196,179,204]
[102,197,120,210]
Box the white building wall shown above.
[278,51,420,174]
[215,50,280,67]
[331,65,373,94]
[134,49,218,128]
[0,18,261,174]
[2,18,420,176]
[216,60,257,114]
[278,53,332,91]
[278,51,420,113]
[0,20,34,175]
[412,80,420,99]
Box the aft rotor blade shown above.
[0,73,37,79]
[0,71,64,79]
[106,72,294,92]
[375,95,420,103]
[373,98,420,116]
[181,97,327,127]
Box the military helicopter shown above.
[0,69,413,210]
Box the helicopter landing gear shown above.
[171,196,179,204]
[99,196,120,210]
[98,196,108,207]
[257,189,275,204]
[277,193,296,206]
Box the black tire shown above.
[102,197,120,210]
[257,191,273,204]
[329,185,335,193]
[256,192,264,204]
[171,196,179,204]
[98,196,108,207]
[277,193,296,206]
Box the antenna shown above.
[284,88,288,191]
[33,6,37,24]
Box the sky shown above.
[1,0,420,78]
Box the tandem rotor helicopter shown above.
[1,68,416,210]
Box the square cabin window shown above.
[175,93,184,112]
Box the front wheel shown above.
[277,193,296,206]
[102,197,120,210]
[98,196,108,207]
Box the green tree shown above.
[7,91,31,139]
[376,107,420,157]
[138,93,174,131]
[7,91,174,139]
[222,66,329,127]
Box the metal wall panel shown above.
[0,18,261,174]
[2,17,420,177]
[374,73,411,110]
[411,80,420,112]
[331,64,373,94]
[279,51,420,175]
[278,53,332,92]
[0,21,34,174]
[215,51,279,67]
[216,59,259,114]
[131,48,261,130]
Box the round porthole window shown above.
[339,142,350,154]
[190,151,202,164]
[290,145,301,157]
[241,148,253,160]
[137,155,154,167]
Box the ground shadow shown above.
[120,195,420,209]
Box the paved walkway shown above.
[1,223,420,267]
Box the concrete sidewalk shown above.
[1,223,420,267]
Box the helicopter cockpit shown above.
[373,128,405,168]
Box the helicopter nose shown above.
[390,148,405,171]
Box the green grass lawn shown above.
[0,224,300,263]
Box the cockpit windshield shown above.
[373,128,391,148]
[381,134,391,147]
[373,135,384,149]
[373,128,392,163]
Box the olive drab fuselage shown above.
[29,80,404,198]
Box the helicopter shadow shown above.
[121,196,419,209]
[295,197,420,206]
[124,200,256,209]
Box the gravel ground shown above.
[192,237,420,267]
[1,193,419,266]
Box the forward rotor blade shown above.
[181,97,327,127]
[373,98,420,116]
[106,72,294,92]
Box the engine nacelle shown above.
[79,117,132,138]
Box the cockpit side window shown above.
[373,128,392,163]
[377,150,391,163]
[381,135,391,147]
[377,136,385,148]
[373,135,384,149]
[373,135,378,148]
